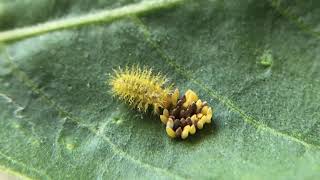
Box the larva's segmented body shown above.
[109,66,171,113]
[109,66,213,140]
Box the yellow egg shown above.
[166,127,176,138]
[160,115,168,124]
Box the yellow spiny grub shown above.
[109,66,171,112]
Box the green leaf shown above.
[0,0,320,179]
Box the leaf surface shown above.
[0,0,319,179]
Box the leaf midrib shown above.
[0,0,185,43]
[0,0,319,43]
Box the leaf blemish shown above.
[0,93,25,119]
[66,143,75,151]
[259,50,273,67]
[13,106,25,119]
[12,122,20,129]
[61,136,77,151]
[0,93,13,103]
[112,116,124,125]
[32,140,40,146]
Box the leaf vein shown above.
[0,0,185,43]
[0,151,51,180]
[269,0,320,38]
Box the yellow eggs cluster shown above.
[160,89,213,139]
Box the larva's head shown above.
[109,66,172,113]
